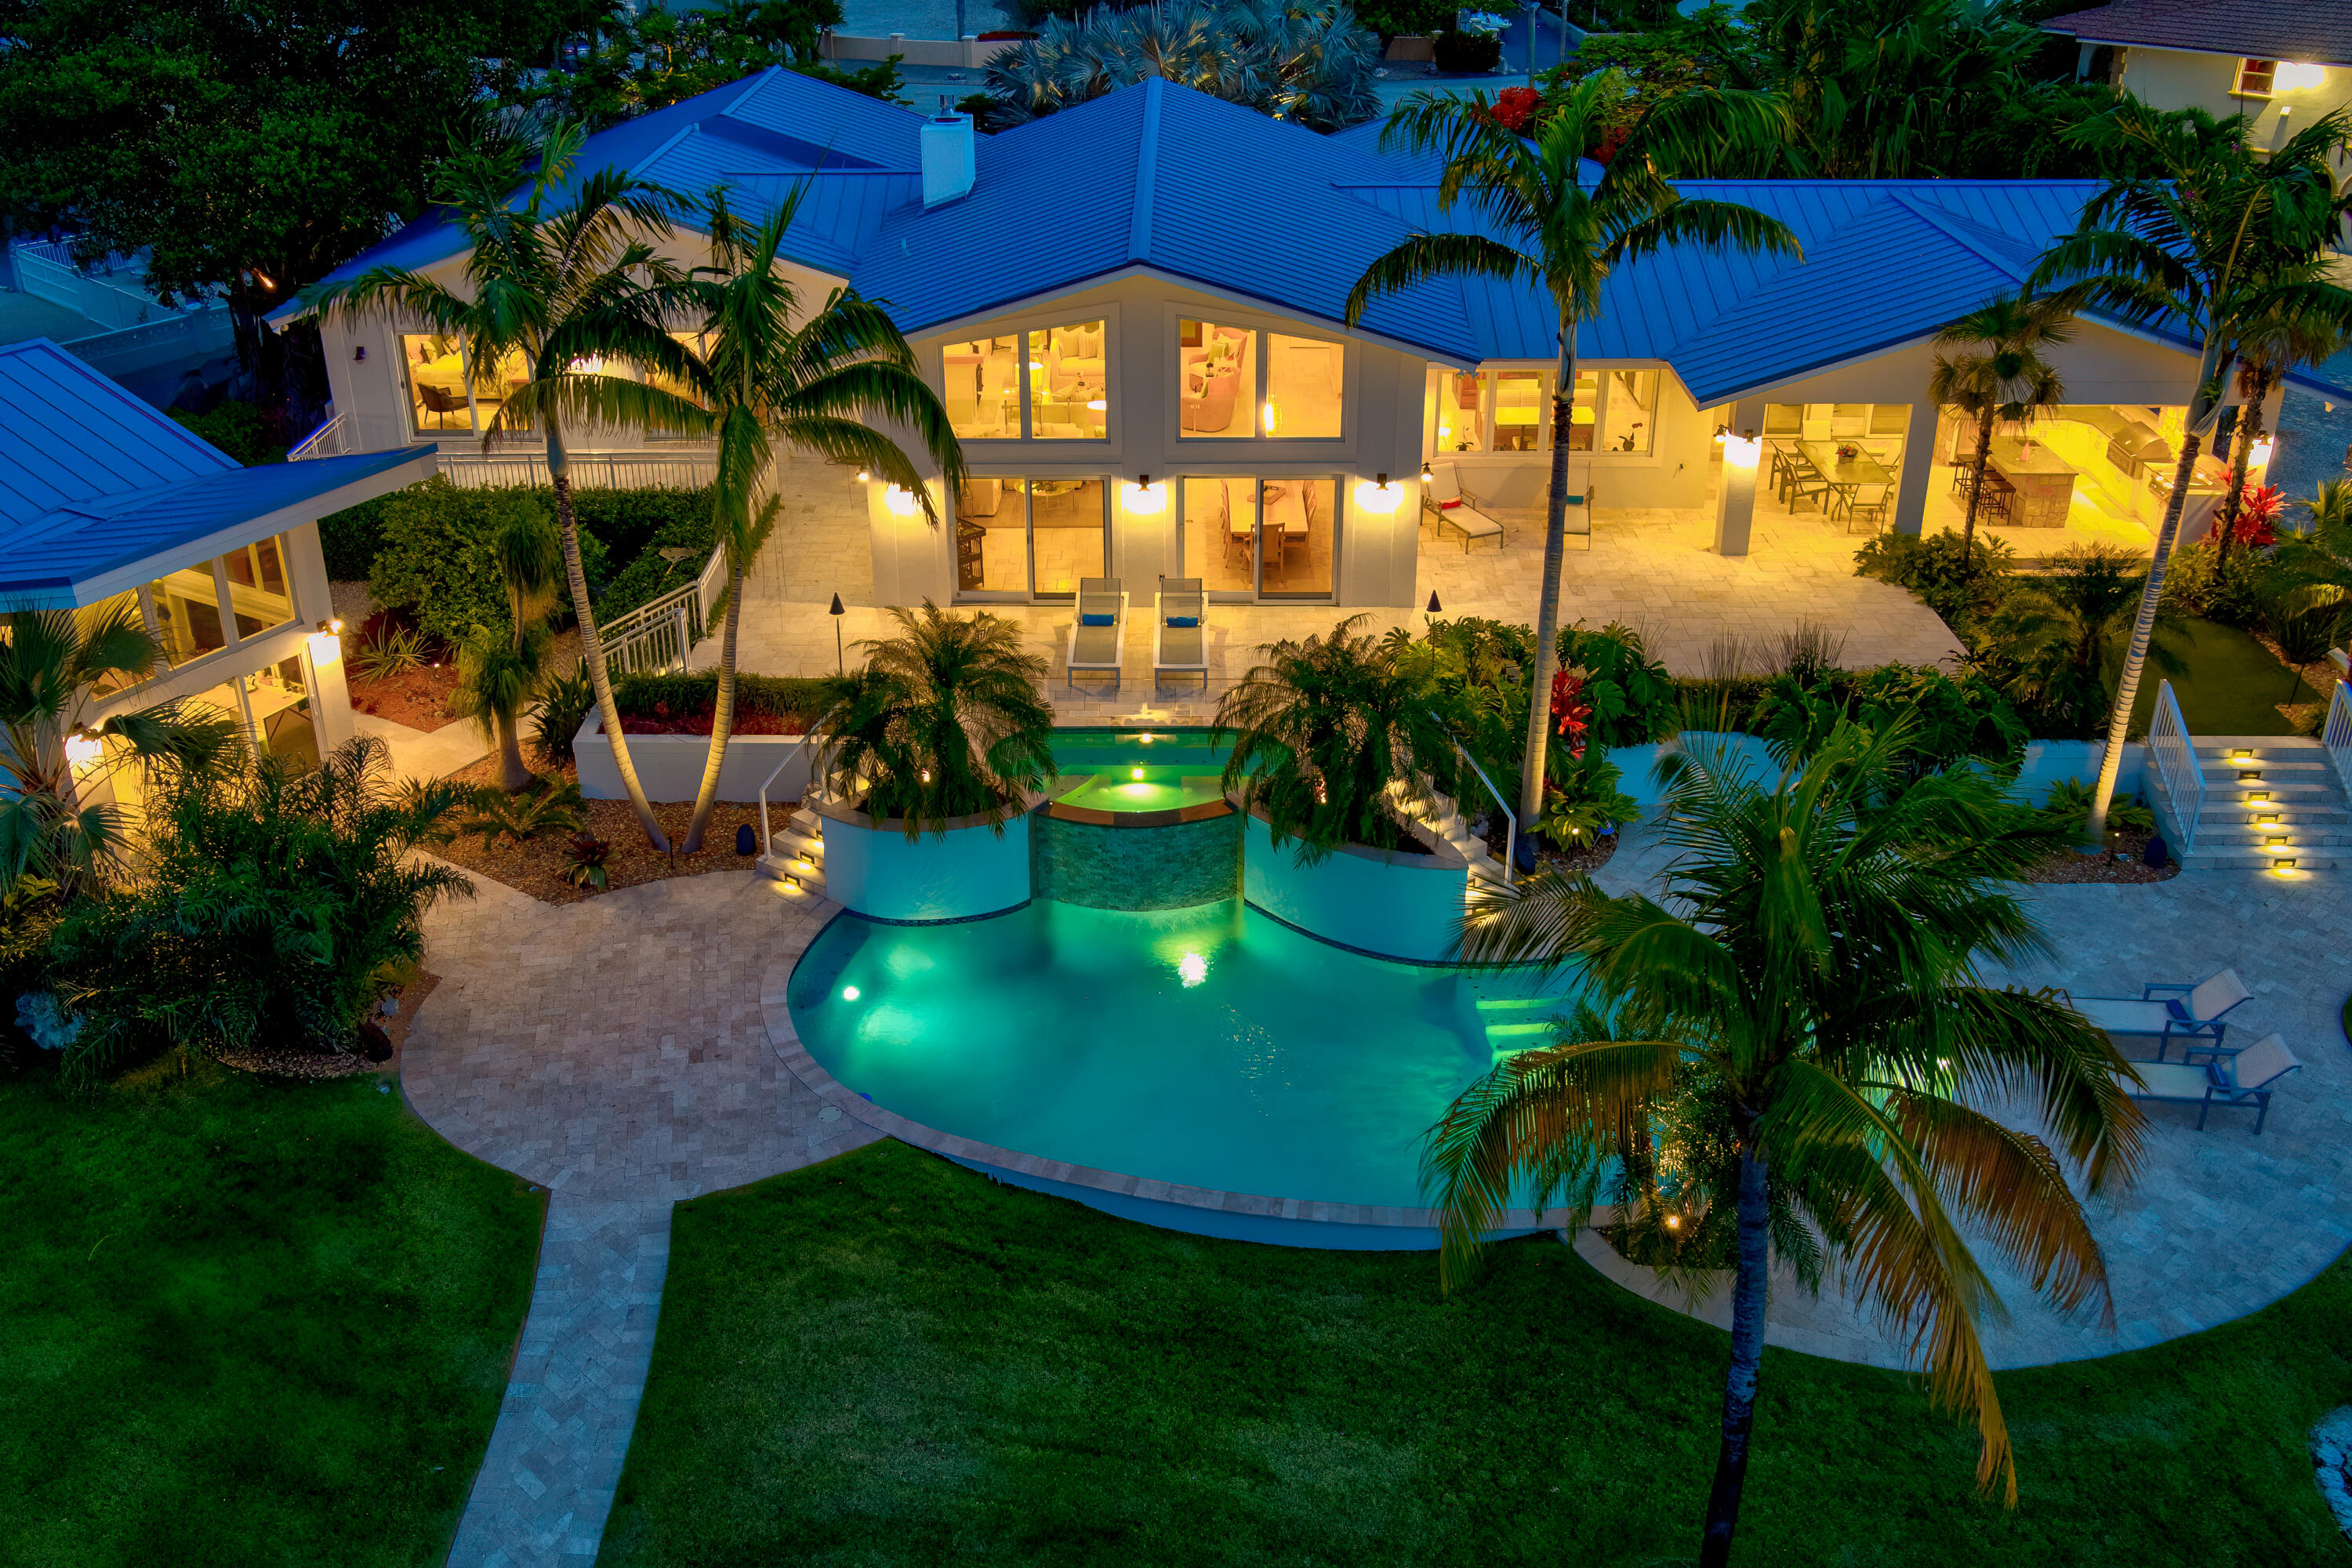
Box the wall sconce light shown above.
[2249,436,2276,467]
[1354,473,1402,514]
[1723,429,1762,468]
[1712,422,1730,444]
[1123,474,1166,514]
[884,485,920,516]
[1421,459,1432,478]
[64,728,103,771]
[855,468,871,483]
[2275,61,2327,92]
[307,618,344,666]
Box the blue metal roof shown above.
[0,339,437,603]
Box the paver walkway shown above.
[405,814,2352,1559]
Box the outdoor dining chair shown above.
[2066,967,2254,1060]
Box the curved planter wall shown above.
[818,800,1032,923]
[1240,810,1468,963]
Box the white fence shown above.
[12,241,224,333]
[2323,679,2352,800]
[290,416,719,492]
[2143,678,2205,851]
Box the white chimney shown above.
[920,98,975,209]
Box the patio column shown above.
[1713,396,1766,557]
[1891,401,1939,537]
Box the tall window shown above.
[942,322,1106,440]
[137,535,297,671]
[1437,372,1486,453]
[1436,366,1657,455]
[953,477,1107,598]
[402,333,471,434]
[1179,320,1343,439]
[1178,477,1337,599]
[1494,370,1548,452]
[1600,370,1658,454]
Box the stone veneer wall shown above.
[1032,808,1243,910]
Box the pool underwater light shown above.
[841,985,861,1001]
[1132,767,1144,779]
[1178,953,1207,987]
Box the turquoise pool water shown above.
[789,898,1560,1211]
[1049,727,1236,815]
[1053,774,1225,812]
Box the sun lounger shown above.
[2120,1032,2301,1134]
[1153,576,1208,692]
[1065,577,1127,692]
[2067,967,2253,1060]
[1423,463,1504,553]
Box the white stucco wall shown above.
[573,720,814,802]
[2114,49,2351,153]
[818,801,1034,922]
[1239,811,1469,963]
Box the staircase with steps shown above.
[1384,781,1510,887]
[1476,993,1568,1062]
[2175,739,2350,874]
[757,804,829,893]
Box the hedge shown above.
[612,671,830,724]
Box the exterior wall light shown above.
[1723,430,1763,468]
[2275,62,2327,92]
[884,485,920,516]
[1123,474,1165,514]
[64,728,103,771]
[307,619,344,667]
[855,468,871,482]
[1354,473,1402,514]
[2249,436,2275,467]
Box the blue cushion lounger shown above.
[1153,576,1209,693]
[1065,578,1127,692]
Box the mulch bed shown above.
[1481,818,1622,877]
[433,757,782,906]
[350,661,465,732]
[2024,829,2180,884]
[214,971,440,1080]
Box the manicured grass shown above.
[603,1140,2352,1568]
[0,1064,543,1568]
[2121,617,2320,736]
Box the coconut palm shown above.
[451,497,565,793]
[2269,479,2352,662]
[1432,718,2143,1566]
[1928,290,2081,570]
[655,188,966,852]
[2213,312,2348,568]
[1348,72,1799,835]
[0,603,241,898]
[1214,613,1463,862]
[304,121,692,850]
[810,601,1054,837]
[2027,103,2352,839]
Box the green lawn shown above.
[2121,616,2320,736]
[0,1064,543,1568]
[602,1140,2352,1568]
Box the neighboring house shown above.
[275,69,2352,614]
[2041,0,2352,164]
[0,337,435,816]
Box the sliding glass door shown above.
[1178,477,1337,601]
[954,476,1109,601]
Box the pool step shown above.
[1475,995,1563,1015]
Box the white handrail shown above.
[757,731,816,858]
[287,414,346,460]
[2144,679,2204,852]
[1432,713,1515,887]
[2322,678,2352,799]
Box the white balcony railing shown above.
[2143,678,2205,851]
[2323,678,2352,799]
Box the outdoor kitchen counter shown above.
[1987,434,2078,528]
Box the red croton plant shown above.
[2227,475,2282,548]
[1549,666,1592,759]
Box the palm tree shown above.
[305,122,693,850]
[1969,543,2181,739]
[1214,614,1462,862]
[659,189,966,852]
[1347,72,1800,836]
[2027,103,2352,840]
[451,498,565,793]
[0,604,240,898]
[809,602,1054,837]
[1928,290,2079,570]
[2213,312,2348,568]
[1432,718,2143,1566]
[2270,479,2352,663]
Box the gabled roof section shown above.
[848,80,1477,360]
[0,338,437,602]
[272,68,925,322]
[2040,0,2352,66]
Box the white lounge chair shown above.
[1423,463,1504,553]
[1065,577,1127,692]
[2067,967,2253,1060]
[1153,576,1209,692]
[2121,1032,2302,1134]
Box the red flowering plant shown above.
[2227,476,2282,548]
[1549,665,1592,758]
[1488,85,1542,133]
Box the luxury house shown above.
[277,69,2350,620]
[2042,0,2352,159]
[0,337,435,811]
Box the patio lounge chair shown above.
[2067,967,2253,1060]
[1153,577,1209,692]
[1065,577,1127,692]
[2120,1033,2302,1134]
[1424,463,1504,553]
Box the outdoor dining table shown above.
[1798,441,1893,492]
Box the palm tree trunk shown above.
[495,707,532,793]
[1697,1137,1771,1568]
[681,549,742,852]
[550,425,669,851]
[2214,365,2272,570]
[1516,324,1579,833]
[1960,410,1993,571]
[2089,339,2228,841]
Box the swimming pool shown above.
[788,897,1569,1222]
[1052,774,1226,813]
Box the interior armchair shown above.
[1047,325,1104,396]
[1181,358,1241,434]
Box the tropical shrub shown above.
[318,495,389,580]
[810,603,1055,837]
[1853,527,2016,624]
[348,621,427,683]
[458,778,584,851]
[1751,662,2026,782]
[2158,535,2272,630]
[368,478,612,648]
[1356,0,1455,37]
[1967,543,2181,739]
[2037,775,2155,837]
[1557,621,1678,747]
[45,737,472,1082]
[1217,615,1463,861]
[589,508,717,628]
[531,658,598,766]
[612,670,829,730]
[169,401,288,465]
[1531,745,1640,851]
[562,832,612,890]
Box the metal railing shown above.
[597,581,702,677]
[2323,678,2352,799]
[1434,715,1515,887]
[436,448,719,489]
[757,733,818,859]
[2144,678,2205,852]
[287,415,350,460]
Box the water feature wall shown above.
[1032,805,1243,910]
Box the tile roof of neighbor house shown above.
[2039,0,2352,66]
[274,71,2352,404]
[0,339,434,602]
